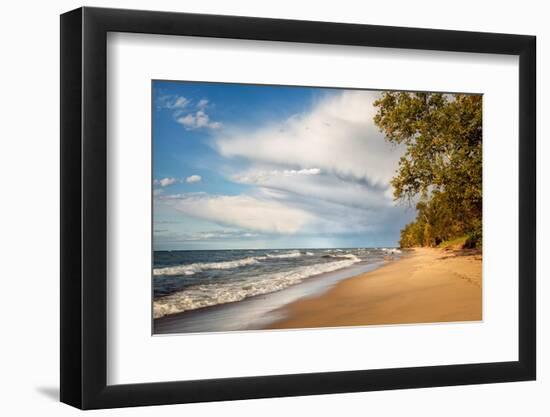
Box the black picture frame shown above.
[60,6,536,410]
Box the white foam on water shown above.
[263,250,303,259]
[153,250,315,277]
[153,256,260,276]
[153,254,361,318]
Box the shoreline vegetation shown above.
[373,92,482,250]
[265,247,481,330]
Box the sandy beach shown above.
[266,247,482,329]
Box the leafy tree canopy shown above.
[373,92,482,248]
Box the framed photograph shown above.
[60,6,536,409]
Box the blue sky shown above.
[153,81,415,250]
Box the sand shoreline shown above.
[265,247,482,330]
[153,247,482,334]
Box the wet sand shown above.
[266,247,482,329]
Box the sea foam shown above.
[153,256,260,276]
[153,254,360,318]
[154,250,312,276]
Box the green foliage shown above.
[438,235,468,249]
[373,92,482,248]
[464,222,483,249]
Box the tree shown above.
[374,92,482,247]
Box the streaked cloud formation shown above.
[162,193,312,234]
[153,84,414,249]
[233,168,321,184]
[214,90,402,186]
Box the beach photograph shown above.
[152,81,482,334]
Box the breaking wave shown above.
[153,256,260,276]
[154,250,317,276]
[153,254,360,318]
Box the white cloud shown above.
[185,174,202,183]
[154,177,177,187]
[156,186,412,237]
[157,95,190,110]
[154,90,415,243]
[233,168,392,210]
[177,114,195,127]
[213,90,403,186]
[158,95,221,131]
[196,90,413,237]
[233,168,321,184]
[251,185,411,235]
[160,193,312,234]
[197,99,209,109]
[177,109,222,130]
[292,168,321,175]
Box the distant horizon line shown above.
[153,246,400,252]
